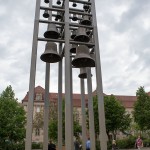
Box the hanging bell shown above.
[70,44,77,53]
[43,10,49,18]
[86,29,92,35]
[72,45,95,68]
[56,0,61,5]
[78,67,93,79]
[44,0,49,3]
[80,15,92,26]
[90,51,95,67]
[56,11,62,20]
[83,4,90,11]
[72,14,78,21]
[88,38,94,48]
[72,2,77,7]
[44,24,60,39]
[71,30,76,39]
[74,27,90,42]
[40,42,61,63]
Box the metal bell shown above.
[43,10,49,18]
[78,68,93,79]
[44,0,49,3]
[72,14,78,21]
[83,4,89,11]
[56,0,61,5]
[56,11,62,20]
[72,2,77,7]
[80,15,92,26]
[71,30,76,39]
[72,45,95,68]
[74,27,90,42]
[70,44,77,53]
[90,51,95,67]
[44,24,60,39]
[88,38,94,48]
[40,42,61,63]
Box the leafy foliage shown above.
[49,100,81,142]
[0,86,26,149]
[87,95,131,140]
[133,86,150,130]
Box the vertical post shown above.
[43,63,50,150]
[25,0,41,149]
[64,0,74,149]
[90,0,108,149]
[58,43,63,150]
[87,68,96,150]
[43,1,52,149]
[80,78,86,150]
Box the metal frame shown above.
[25,0,107,149]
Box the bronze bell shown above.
[70,44,77,53]
[56,11,62,20]
[78,67,93,79]
[44,0,49,3]
[72,45,95,68]
[56,0,61,5]
[40,42,61,63]
[80,15,92,26]
[71,30,76,39]
[72,2,77,7]
[88,38,94,48]
[44,23,60,39]
[74,27,90,42]
[83,4,89,11]
[72,14,78,21]
[90,51,96,67]
[43,10,49,18]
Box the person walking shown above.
[74,138,80,150]
[135,135,143,150]
[86,138,90,150]
[112,140,117,150]
[48,140,56,150]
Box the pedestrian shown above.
[86,137,90,150]
[135,135,143,150]
[112,140,117,150]
[48,140,56,150]
[74,138,80,150]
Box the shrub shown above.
[32,142,43,149]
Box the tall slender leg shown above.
[25,0,41,149]
[58,43,63,150]
[43,63,50,150]
[91,0,108,149]
[64,0,74,149]
[87,68,96,150]
[80,78,86,150]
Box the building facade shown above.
[22,86,137,142]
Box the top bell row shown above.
[44,0,91,12]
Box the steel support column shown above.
[25,0,41,149]
[91,0,108,149]
[87,68,96,150]
[64,0,74,149]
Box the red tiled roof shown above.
[22,86,139,108]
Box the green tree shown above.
[0,86,26,149]
[49,100,81,142]
[133,86,150,130]
[88,95,131,140]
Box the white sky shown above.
[0,0,150,101]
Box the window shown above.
[35,93,42,101]
[35,128,40,136]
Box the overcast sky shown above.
[0,0,150,101]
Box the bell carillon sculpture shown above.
[25,0,108,150]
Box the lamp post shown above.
[25,0,108,150]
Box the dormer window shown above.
[35,93,42,101]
